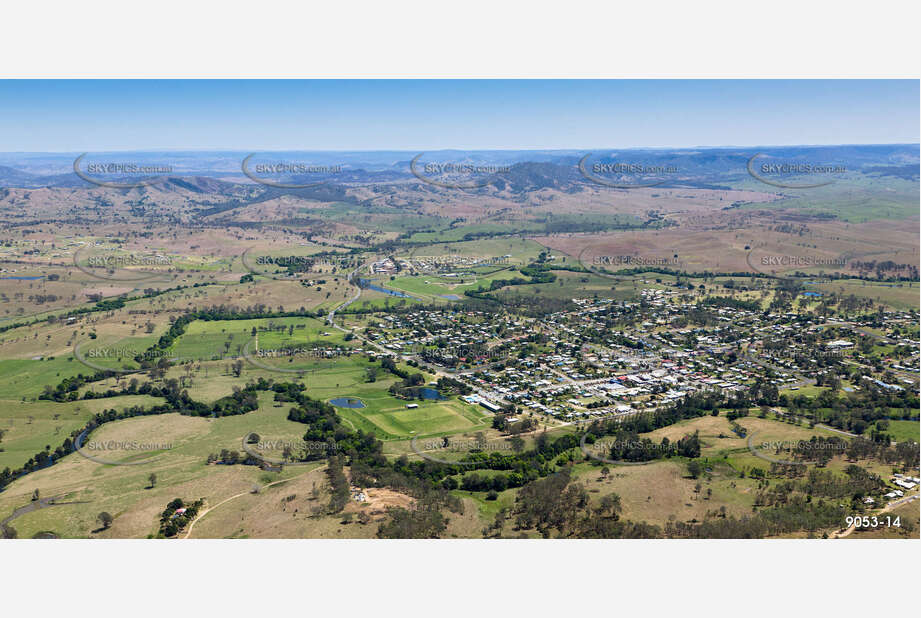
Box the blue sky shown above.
[0,80,916,151]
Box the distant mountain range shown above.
[0,144,916,190]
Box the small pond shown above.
[418,388,446,400]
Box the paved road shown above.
[1,494,91,529]
[769,408,860,438]
[323,266,504,403]
[328,258,375,324]
[744,349,815,389]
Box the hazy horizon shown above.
[1,142,920,156]
[0,80,916,151]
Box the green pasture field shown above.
[811,280,919,310]
[0,394,165,470]
[346,291,423,312]
[0,357,90,400]
[72,332,164,372]
[495,269,636,301]
[404,237,545,262]
[780,385,828,397]
[405,223,543,243]
[0,390,316,538]
[80,348,491,442]
[884,420,920,443]
[734,174,919,222]
[171,316,350,362]
[718,414,896,476]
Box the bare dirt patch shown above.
[344,486,415,519]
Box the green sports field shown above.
[383,269,512,300]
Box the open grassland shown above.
[572,458,760,528]
[537,215,918,291]
[0,391,326,538]
[404,237,544,263]
[72,351,492,442]
[0,269,115,323]
[0,308,169,363]
[406,223,543,243]
[171,316,352,362]
[0,397,438,539]
[0,357,88,400]
[811,280,919,310]
[735,176,920,222]
[713,414,899,479]
[185,464,407,539]
[642,413,747,458]
[385,421,564,460]
[347,288,422,312]
[0,395,165,470]
[730,415,851,467]
[0,227,341,325]
[498,268,636,301]
[885,420,920,443]
[0,462,292,539]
